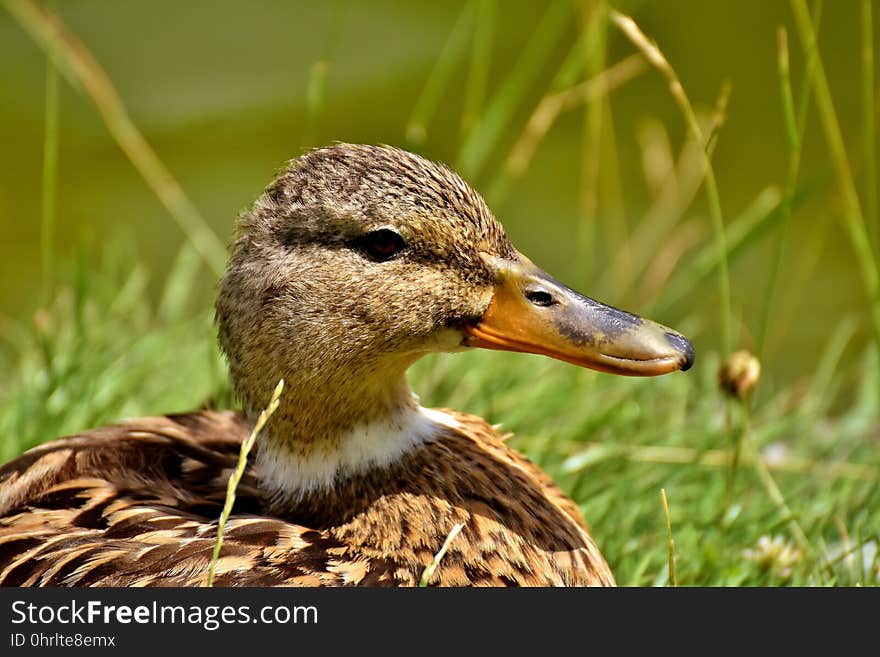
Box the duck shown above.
[0,144,693,587]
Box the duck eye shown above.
[356,229,406,261]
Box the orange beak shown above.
[462,253,694,376]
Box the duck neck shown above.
[249,366,455,503]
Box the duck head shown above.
[216,144,693,498]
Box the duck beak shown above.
[461,253,694,376]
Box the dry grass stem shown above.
[742,431,810,551]
[563,442,878,482]
[419,521,466,587]
[660,489,676,586]
[610,9,732,354]
[205,379,284,587]
[40,56,59,303]
[503,54,646,179]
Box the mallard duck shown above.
[0,144,693,587]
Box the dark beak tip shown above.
[664,332,695,372]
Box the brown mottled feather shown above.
[0,410,612,586]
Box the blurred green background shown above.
[0,0,875,396]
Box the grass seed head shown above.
[718,350,761,400]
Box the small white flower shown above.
[743,535,803,578]
[762,443,789,467]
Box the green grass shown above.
[1,0,879,586]
[411,347,879,586]
[0,242,232,466]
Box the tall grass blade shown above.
[598,115,714,300]
[205,379,284,587]
[653,187,782,314]
[778,28,800,155]
[743,435,811,552]
[757,28,808,358]
[790,0,880,348]
[301,1,345,149]
[488,55,645,206]
[802,317,859,419]
[862,0,878,252]
[405,2,474,148]
[577,0,609,281]
[457,0,572,179]
[660,488,677,586]
[611,10,733,356]
[40,56,59,304]
[302,61,330,149]
[157,243,201,323]
[460,0,497,140]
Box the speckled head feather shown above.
[216,144,517,471]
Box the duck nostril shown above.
[525,290,555,307]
